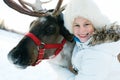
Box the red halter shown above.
[25,33,66,66]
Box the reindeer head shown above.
[4,0,74,68]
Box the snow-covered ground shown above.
[0,30,58,80]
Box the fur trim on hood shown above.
[89,23,120,46]
[64,0,111,33]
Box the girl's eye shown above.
[74,24,80,27]
[85,23,90,26]
[84,23,91,27]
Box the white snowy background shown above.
[1,0,120,80]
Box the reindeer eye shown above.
[45,25,56,35]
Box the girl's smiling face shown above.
[73,17,94,42]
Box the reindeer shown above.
[3,0,75,69]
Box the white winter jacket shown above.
[55,25,120,80]
[69,39,120,80]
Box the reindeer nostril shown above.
[8,50,29,69]
[8,51,20,65]
[8,47,23,65]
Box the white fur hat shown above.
[64,0,111,33]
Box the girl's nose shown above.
[79,26,86,33]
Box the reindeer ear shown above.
[58,13,74,42]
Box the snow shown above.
[0,30,57,80]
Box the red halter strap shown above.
[25,33,66,66]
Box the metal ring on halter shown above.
[39,42,45,49]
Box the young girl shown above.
[56,0,120,80]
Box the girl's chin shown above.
[80,40,87,43]
[80,38,89,42]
